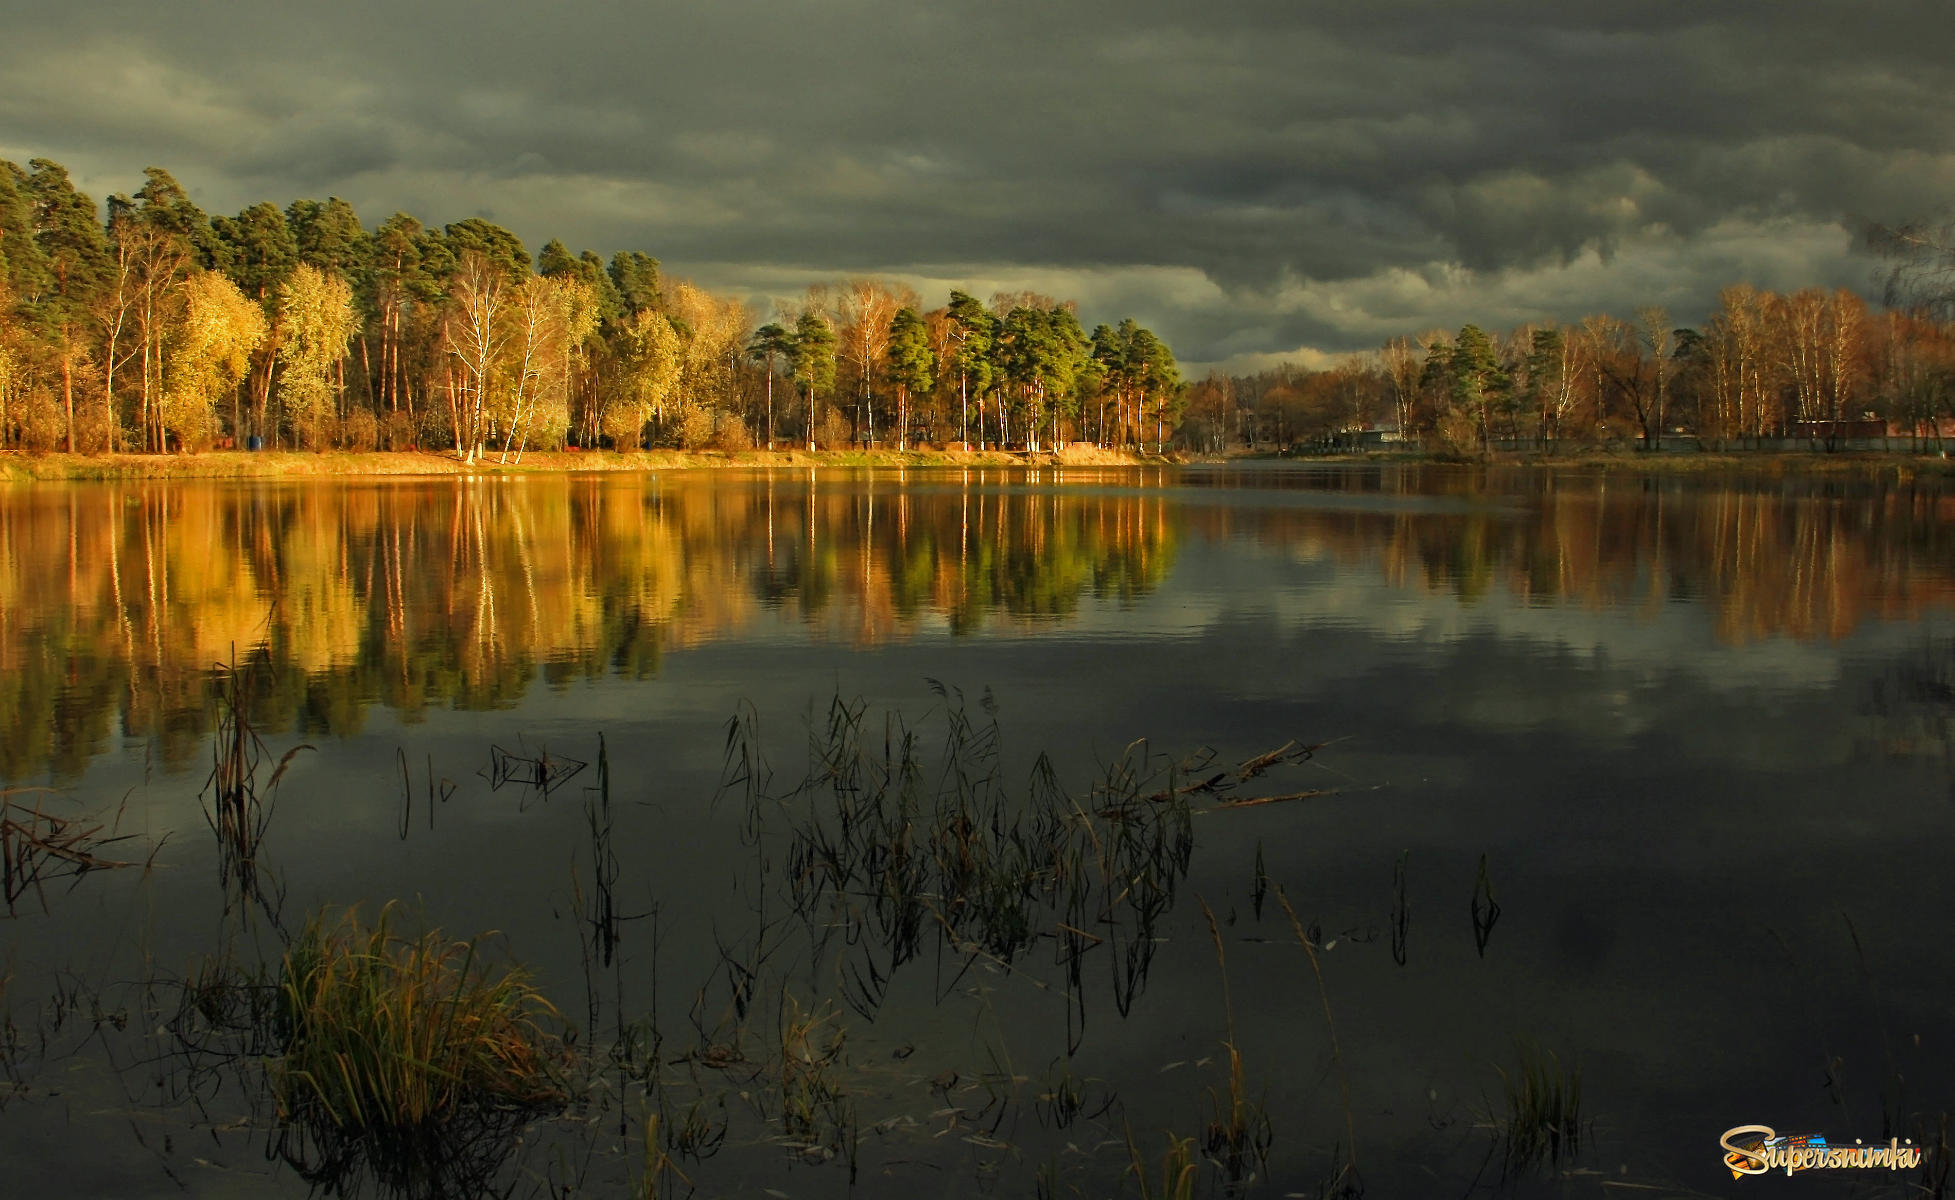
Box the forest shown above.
[6,156,1955,461]
[1194,263,1955,456]
[0,159,1182,459]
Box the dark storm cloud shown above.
[1,0,1948,363]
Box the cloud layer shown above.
[2,0,1947,367]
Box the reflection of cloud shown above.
[1051,528,1949,759]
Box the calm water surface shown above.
[3,463,1953,1198]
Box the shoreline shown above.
[0,445,1161,481]
[4,444,1955,481]
[1217,447,1955,478]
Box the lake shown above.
[3,463,1952,1198]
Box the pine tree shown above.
[125,167,218,267]
[26,159,109,450]
[0,161,50,310]
[1449,324,1507,457]
[213,202,299,302]
[577,250,626,323]
[535,238,578,278]
[883,307,933,450]
[287,197,368,279]
[791,311,836,450]
[608,251,660,315]
[946,290,995,448]
[442,218,528,283]
[747,322,795,449]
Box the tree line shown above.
[0,158,1181,458]
[1197,278,1955,455]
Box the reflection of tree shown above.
[0,472,1174,781]
[1198,466,1955,643]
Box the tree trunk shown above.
[140,313,152,454]
[62,347,74,453]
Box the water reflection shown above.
[0,470,1177,780]
[7,464,1955,783]
[8,464,1955,1198]
[1185,465,1955,642]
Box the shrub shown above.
[379,409,416,451]
[815,404,854,450]
[710,412,753,452]
[340,408,379,453]
[1433,408,1482,459]
[418,405,457,450]
[675,405,717,450]
[73,394,118,453]
[16,386,63,451]
[272,905,568,1193]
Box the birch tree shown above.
[502,273,596,461]
[838,279,905,443]
[161,271,265,450]
[1823,288,1867,437]
[277,264,357,449]
[1526,325,1586,449]
[604,308,681,448]
[446,253,508,462]
[1382,335,1422,445]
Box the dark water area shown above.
[3,463,1953,1198]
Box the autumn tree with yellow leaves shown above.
[161,270,264,450]
[276,264,357,449]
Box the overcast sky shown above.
[2,0,1948,370]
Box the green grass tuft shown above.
[1492,1039,1584,1178]
[271,904,569,1192]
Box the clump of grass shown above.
[1197,897,1273,1185]
[1917,1111,1950,1199]
[1124,1126,1199,1200]
[1492,1040,1584,1178]
[637,1111,694,1200]
[667,1093,728,1161]
[1036,1057,1113,1131]
[777,992,846,1142]
[767,687,1238,1039]
[202,653,310,915]
[271,904,569,1194]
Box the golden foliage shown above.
[277,265,358,448]
[162,271,266,451]
[606,309,682,446]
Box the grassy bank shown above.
[0,444,1157,481]
[12,443,1949,483]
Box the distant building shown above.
[1788,418,1887,440]
[1889,417,1955,441]
[1354,424,1410,448]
